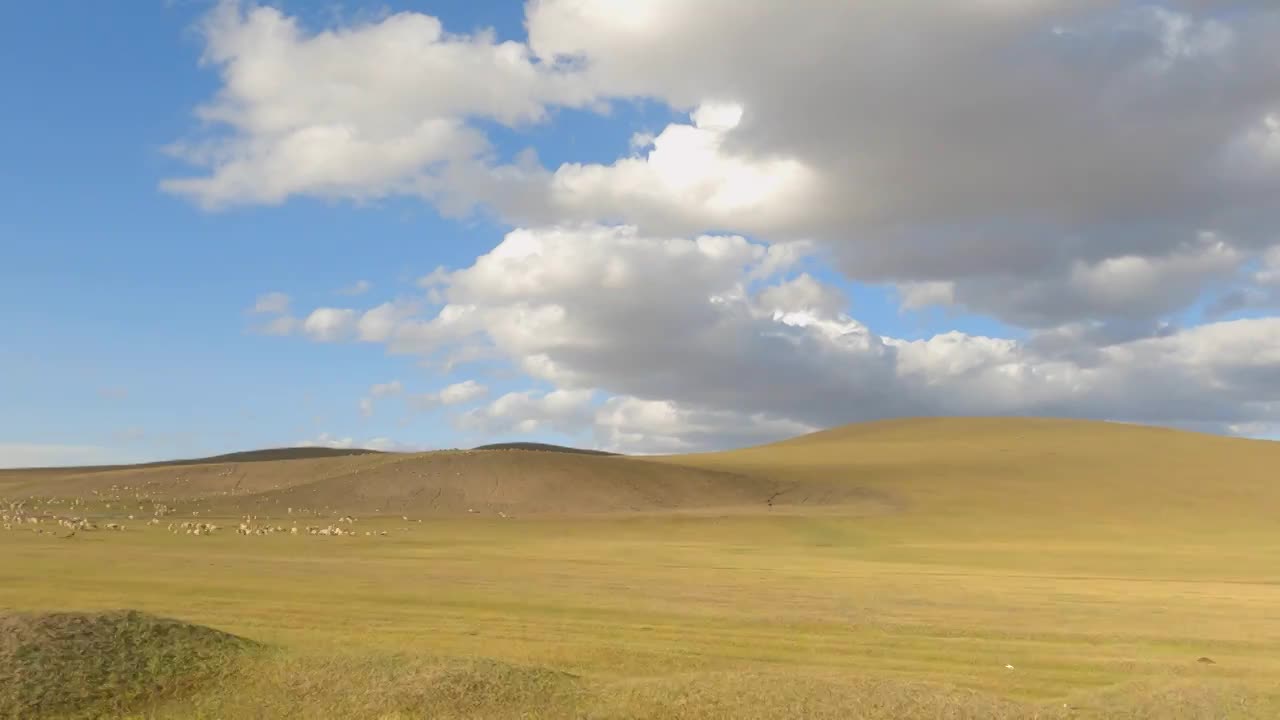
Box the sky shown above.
[3,0,1280,467]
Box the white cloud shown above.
[179,3,1280,329]
[594,396,816,454]
[357,302,419,342]
[161,2,595,208]
[440,380,488,405]
[358,397,374,418]
[337,279,372,296]
[302,307,357,342]
[541,101,819,236]
[457,388,595,436]
[250,291,291,314]
[274,224,1280,450]
[203,3,1280,450]
[411,379,489,409]
[522,1,1280,325]
[756,274,846,320]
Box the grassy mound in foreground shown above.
[144,654,1280,719]
[0,610,258,719]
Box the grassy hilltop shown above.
[2,417,1279,718]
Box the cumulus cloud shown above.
[197,3,1280,449]
[594,396,816,454]
[439,380,487,405]
[269,225,1280,450]
[537,102,819,236]
[357,302,419,342]
[901,233,1245,327]
[756,274,847,320]
[525,1,1280,326]
[302,307,357,342]
[528,2,1279,227]
[412,379,489,409]
[457,389,595,436]
[180,2,1280,329]
[161,1,596,209]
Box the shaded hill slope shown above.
[473,442,617,456]
[238,450,797,515]
[0,452,397,503]
[0,448,871,517]
[151,446,384,466]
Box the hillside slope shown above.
[0,448,870,517]
[240,450,790,515]
[4,418,1276,524]
[664,417,1280,531]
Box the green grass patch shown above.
[0,610,257,719]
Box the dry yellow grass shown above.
[1,418,1278,718]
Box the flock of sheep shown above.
[3,467,516,539]
[2,497,411,539]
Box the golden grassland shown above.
[2,418,1279,718]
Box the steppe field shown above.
[2,417,1279,719]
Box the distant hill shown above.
[5,418,1279,526]
[0,448,827,517]
[150,447,385,467]
[0,447,384,473]
[472,442,618,456]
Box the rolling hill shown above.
[0,447,867,517]
[5,417,1280,717]
[472,442,618,456]
[660,416,1280,531]
[0,446,382,474]
[3,418,1277,524]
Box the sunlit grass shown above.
[3,418,1280,717]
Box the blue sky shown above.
[3,1,1279,466]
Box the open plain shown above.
[2,418,1279,719]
